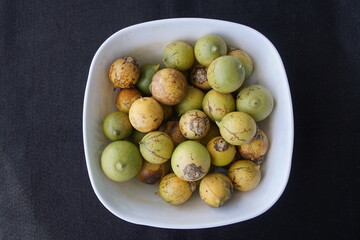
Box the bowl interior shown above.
[83,18,293,229]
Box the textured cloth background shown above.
[0,1,359,239]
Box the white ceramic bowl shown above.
[83,18,294,229]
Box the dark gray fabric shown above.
[1,0,359,239]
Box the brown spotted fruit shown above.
[207,136,236,167]
[116,88,142,113]
[139,131,174,164]
[158,121,187,146]
[228,160,261,191]
[179,110,210,140]
[137,160,171,184]
[238,129,269,164]
[202,89,235,122]
[108,56,140,88]
[190,64,211,90]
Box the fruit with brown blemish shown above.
[202,89,235,122]
[179,110,210,140]
[238,129,269,164]
[207,136,236,167]
[163,41,195,71]
[228,160,261,191]
[139,131,174,164]
[207,55,245,93]
[128,97,164,133]
[190,64,211,90]
[102,111,133,141]
[175,86,205,116]
[217,111,257,145]
[199,173,233,207]
[158,173,196,205]
[198,122,221,146]
[157,121,187,146]
[228,49,254,80]
[136,64,160,96]
[194,34,227,67]
[150,68,188,105]
[171,140,211,182]
[116,88,142,113]
[236,85,274,121]
[108,56,140,88]
[137,160,171,184]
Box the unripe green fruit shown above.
[194,34,227,67]
[136,64,160,96]
[228,49,254,80]
[139,131,174,164]
[163,41,195,71]
[202,89,235,122]
[175,86,205,116]
[102,111,133,141]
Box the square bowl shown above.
[83,18,294,229]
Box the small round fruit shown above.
[108,56,140,88]
[207,136,236,167]
[228,160,261,191]
[179,110,210,140]
[137,160,170,184]
[136,64,160,96]
[236,85,274,121]
[116,88,142,113]
[150,68,188,106]
[194,34,227,67]
[158,173,196,205]
[163,41,195,71]
[202,89,235,122]
[171,141,211,181]
[199,173,233,207]
[207,55,245,93]
[127,129,147,145]
[217,111,257,145]
[129,97,164,132]
[158,121,187,146]
[198,122,221,146]
[175,86,205,116]
[101,141,142,182]
[102,111,133,141]
[190,64,212,90]
[228,49,254,80]
[139,131,174,164]
[238,129,269,164]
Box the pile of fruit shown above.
[100,34,274,207]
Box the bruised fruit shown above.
[129,97,163,132]
[199,173,233,207]
[137,160,170,184]
[207,55,245,93]
[175,86,205,116]
[109,56,140,88]
[238,129,269,164]
[171,141,211,181]
[207,136,236,167]
[217,111,257,145]
[163,41,195,71]
[202,89,235,122]
[102,111,133,141]
[236,85,274,121]
[101,141,142,182]
[198,122,221,146]
[228,160,261,191]
[179,110,210,140]
[228,49,254,80]
[194,34,227,67]
[136,64,160,96]
[158,121,187,146]
[116,88,142,113]
[139,131,174,164]
[158,173,196,205]
[190,64,211,90]
[150,68,188,105]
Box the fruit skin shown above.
[137,160,170,184]
[139,131,174,164]
[179,110,210,140]
[129,97,164,133]
[175,86,205,116]
[194,34,227,67]
[109,56,140,88]
[236,85,274,122]
[116,88,142,113]
[198,122,221,146]
[101,141,143,182]
[207,136,236,167]
[228,49,254,80]
[199,173,233,207]
[238,129,269,164]
[136,64,160,96]
[127,129,147,145]
[207,55,245,93]
[102,111,133,141]
[190,65,212,90]
[163,41,195,71]
[150,68,188,106]
[228,160,261,191]
[202,89,235,122]
[158,120,187,146]
[171,141,211,181]
[217,111,257,146]
[158,173,196,205]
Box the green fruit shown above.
[202,89,235,122]
[207,55,245,93]
[194,34,227,67]
[175,86,205,116]
[102,111,133,141]
[101,141,143,182]
[127,129,147,145]
[163,41,195,71]
[236,85,274,121]
[228,49,254,80]
[139,131,174,164]
[136,64,160,96]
